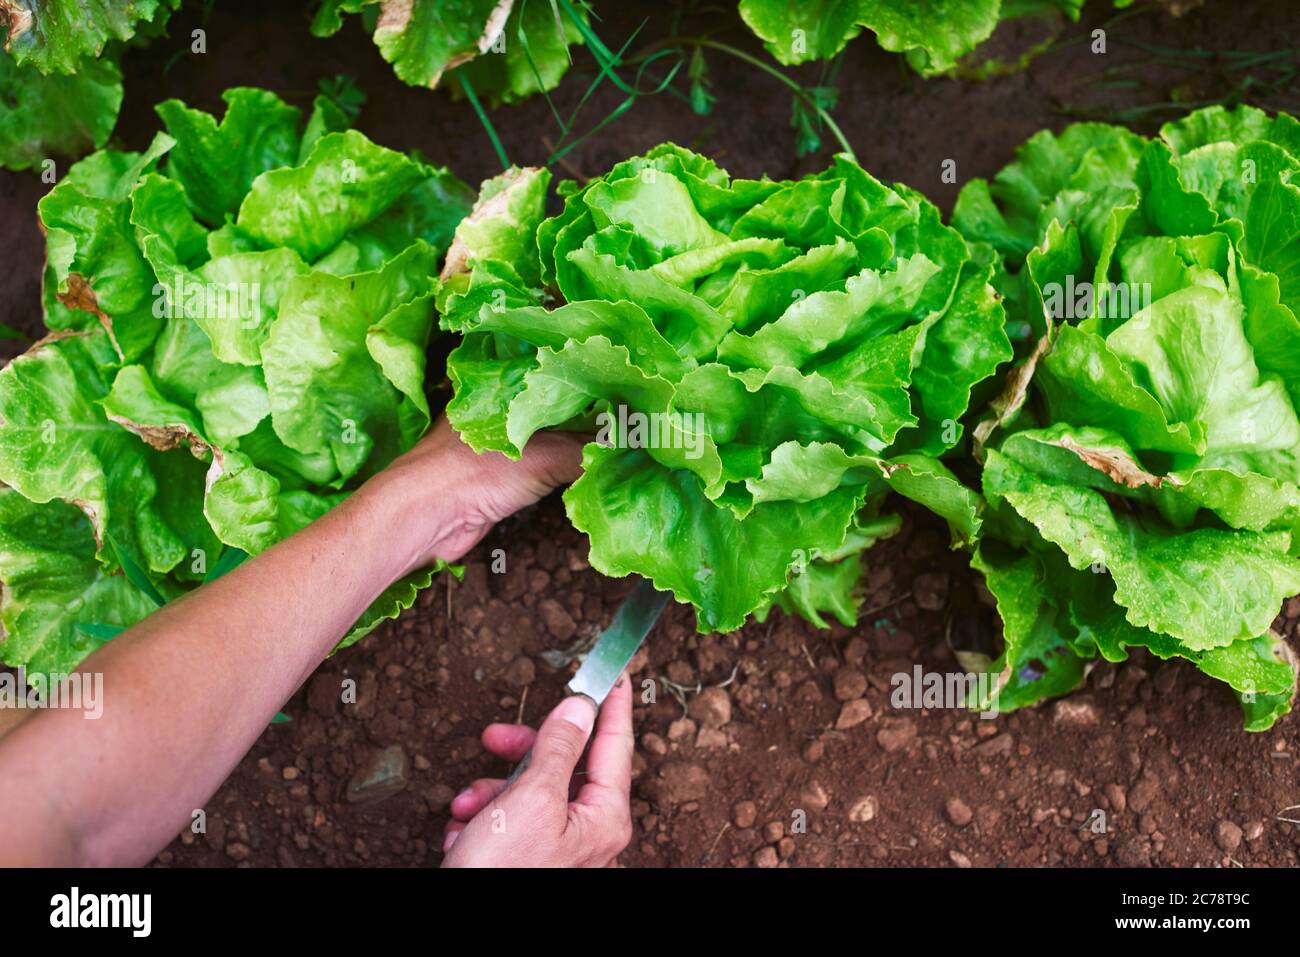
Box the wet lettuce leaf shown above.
[738,0,1090,76]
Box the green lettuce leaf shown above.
[0,49,121,171]
[313,0,585,106]
[0,0,178,172]
[1,0,178,74]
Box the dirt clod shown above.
[833,666,869,702]
[656,762,710,804]
[537,599,577,641]
[688,687,732,728]
[733,800,758,829]
[877,718,917,753]
[848,795,878,823]
[912,572,950,611]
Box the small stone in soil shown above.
[800,780,830,812]
[848,795,877,823]
[945,797,973,827]
[733,800,758,829]
[1215,820,1243,853]
[753,846,779,868]
[1052,698,1099,726]
[346,745,411,805]
[1104,783,1127,813]
[973,732,1013,756]
[836,699,872,729]
[425,784,455,811]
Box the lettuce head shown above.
[954,105,1300,729]
[439,144,1012,632]
[0,86,474,676]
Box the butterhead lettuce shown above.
[955,105,1300,729]
[440,145,1012,632]
[0,87,474,676]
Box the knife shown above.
[503,579,669,788]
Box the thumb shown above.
[522,695,597,795]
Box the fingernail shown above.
[443,830,460,853]
[453,788,474,807]
[554,695,596,735]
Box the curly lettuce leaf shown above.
[1,0,177,74]
[737,0,864,66]
[0,489,156,677]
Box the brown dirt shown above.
[0,0,1298,868]
[152,500,1300,868]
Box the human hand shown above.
[369,416,584,570]
[441,673,635,868]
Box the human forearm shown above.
[0,466,440,866]
[0,419,581,866]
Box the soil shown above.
[1,0,1298,868]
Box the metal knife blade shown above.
[501,579,669,790]
[567,579,670,704]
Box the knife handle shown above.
[502,749,532,790]
[499,692,596,793]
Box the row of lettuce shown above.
[1,85,1296,728]
[2,0,1179,174]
